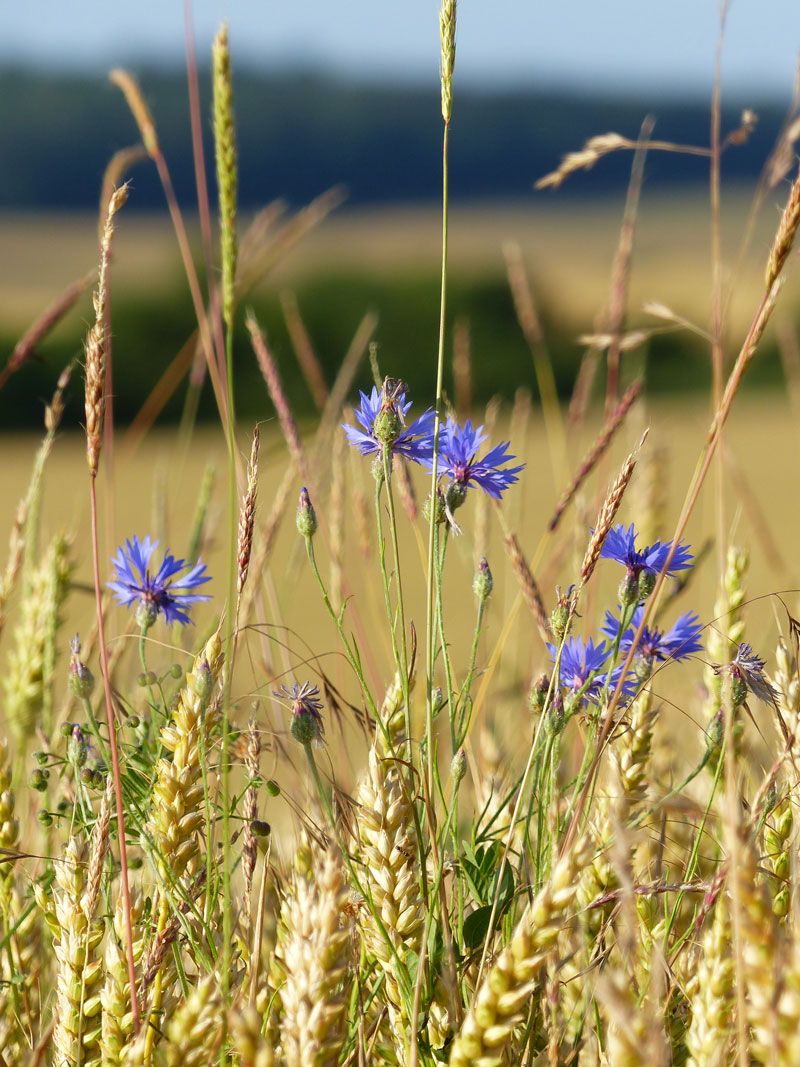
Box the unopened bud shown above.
[135,600,158,631]
[529,673,550,715]
[550,586,576,641]
[296,486,318,539]
[473,557,493,602]
[618,570,640,608]
[29,769,48,792]
[451,748,467,784]
[444,480,468,514]
[423,490,446,526]
[67,725,87,769]
[638,569,657,601]
[266,779,281,797]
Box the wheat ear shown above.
[449,837,591,1067]
[276,849,353,1066]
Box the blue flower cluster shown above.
[548,524,703,710]
[342,384,523,499]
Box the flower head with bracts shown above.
[429,417,524,501]
[342,380,434,464]
[602,606,703,664]
[109,535,210,627]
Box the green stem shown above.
[424,119,451,827]
[221,317,237,1004]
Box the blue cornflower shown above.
[342,385,434,464]
[109,536,210,627]
[428,417,524,500]
[274,681,325,745]
[599,523,693,580]
[547,636,635,705]
[602,606,703,663]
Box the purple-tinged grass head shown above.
[342,385,434,465]
[602,606,703,664]
[428,417,524,500]
[108,535,210,627]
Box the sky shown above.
[1,2,798,97]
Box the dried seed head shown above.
[580,434,644,585]
[767,165,800,290]
[503,532,552,643]
[237,425,260,596]
[84,183,128,477]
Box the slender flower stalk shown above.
[423,2,459,929]
[83,182,140,1033]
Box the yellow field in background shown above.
[1,187,798,338]
[1,388,797,764]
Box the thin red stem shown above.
[88,475,140,1032]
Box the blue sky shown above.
[2,2,798,96]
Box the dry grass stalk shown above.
[242,720,262,906]
[237,426,261,597]
[535,131,710,190]
[213,23,238,332]
[109,70,158,155]
[452,317,472,418]
[766,165,800,289]
[0,275,90,391]
[281,291,329,411]
[84,184,128,479]
[548,380,641,533]
[247,312,307,477]
[449,837,592,1067]
[580,434,645,584]
[503,532,552,644]
[395,457,418,524]
[0,499,27,639]
[329,431,346,608]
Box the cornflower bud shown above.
[444,479,468,514]
[529,672,550,715]
[296,486,318,539]
[638,568,657,601]
[473,557,493,602]
[550,586,576,641]
[618,569,640,609]
[423,490,446,526]
[135,599,158,632]
[68,634,95,699]
[67,724,87,769]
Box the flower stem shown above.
[88,476,140,1032]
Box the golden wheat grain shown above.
[276,849,353,1066]
[449,837,592,1067]
[165,973,223,1066]
[685,897,735,1067]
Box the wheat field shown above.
[3,5,800,1067]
